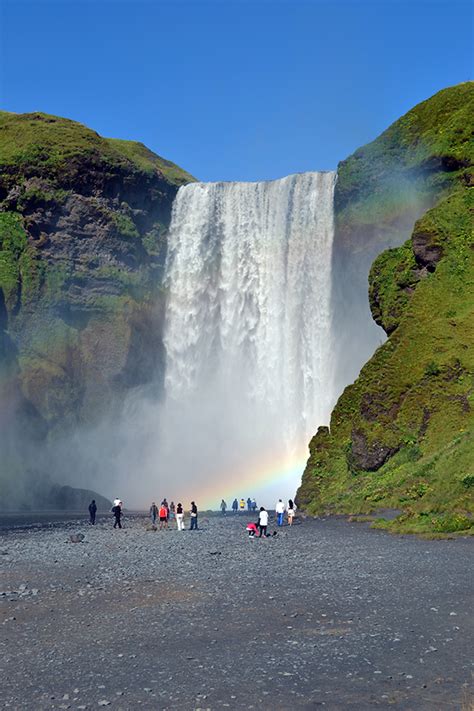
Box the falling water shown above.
[158,172,336,505]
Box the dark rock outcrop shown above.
[349,429,399,472]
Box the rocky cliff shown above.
[0,110,194,506]
[332,82,473,389]
[298,83,474,534]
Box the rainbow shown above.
[196,449,308,510]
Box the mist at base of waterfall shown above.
[41,172,337,509]
[153,172,337,507]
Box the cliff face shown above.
[298,84,474,534]
[0,111,194,503]
[332,83,474,389]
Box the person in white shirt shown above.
[258,507,269,537]
[275,499,285,527]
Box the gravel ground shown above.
[0,513,472,710]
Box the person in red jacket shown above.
[159,503,168,530]
[246,522,258,538]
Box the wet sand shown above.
[1,513,472,709]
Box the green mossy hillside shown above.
[297,181,474,534]
[0,111,194,186]
[332,83,474,393]
[0,110,194,449]
[336,82,474,228]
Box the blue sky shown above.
[0,0,472,182]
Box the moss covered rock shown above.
[332,82,474,388]
[298,84,474,534]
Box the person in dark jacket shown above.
[112,502,122,529]
[190,501,198,530]
[149,502,158,524]
[88,499,97,525]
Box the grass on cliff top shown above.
[336,82,474,223]
[0,110,195,185]
[105,138,195,186]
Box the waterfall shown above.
[158,171,336,505]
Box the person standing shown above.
[150,501,158,525]
[239,498,245,512]
[251,498,257,513]
[258,507,269,537]
[246,497,252,512]
[162,498,170,521]
[220,499,227,515]
[112,501,122,529]
[287,499,296,526]
[190,501,198,530]
[276,499,285,527]
[159,502,168,530]
[170,501,176,520]
[176,502,184,530]
[232,498,238,514]
[88,499,97,525]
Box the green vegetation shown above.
[0,108,194,439]
[106,138,195,186]
[0,110,196,185]
[298,84,474,535]
[336,82,474,228]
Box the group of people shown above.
[88,496,296,532]
[149,499,198,531]
[275,498,297,526]
[246,499,297,537]
[88,498,123,528]
[221,497,258,514]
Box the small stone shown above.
[98,701,110,707]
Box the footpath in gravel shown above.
[0,513,473,710]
